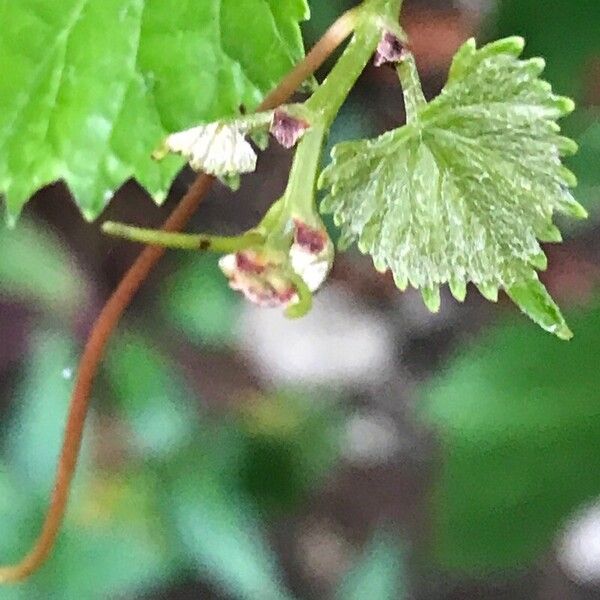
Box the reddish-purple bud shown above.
[270,110,309,149]
[235,251,265,274]
[374,31,405,67]
[294,220,327,254]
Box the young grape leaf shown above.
[319,37,586,339]
[0,0,309,224]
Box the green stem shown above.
[283,122,327,224]
[285,273,313,319]
[102,221,263,253]
[282,9,393,224]
[306,18,382,126]
[396,52,426,123]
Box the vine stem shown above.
[0,5,361,584]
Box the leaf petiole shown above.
[102,221,263,253]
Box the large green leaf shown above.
[421,300,600,572]
[0,0,309,223]
[320,38,584,339]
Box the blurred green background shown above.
[1,1,599,598]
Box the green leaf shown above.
[319,38,584,338]
[0,0,309,224]
[104,332,197,457]
[335,532,406,600]
[236,391,343,514]
[421,299,600,572]
[169,468,293,600]
[161,254,240,347]
[0,219,87,316]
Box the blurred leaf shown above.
[5,330,91,494]
[105,332,197,457]
[0,219,86,316]
[37,472,173,599]
[494,0,600,212]
[161,254,240,347]
[0,467,38,599]
[422,299,600,572]
[335,532,406,600]
[0,0,309,223]
[566,114,600,216]
[303,0,352,45]
[237,392,342,513]
[169,468,293,600]
[494,0,600,100]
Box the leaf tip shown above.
[151,190,168,205]
[82,208,98,223]
[572,202,589,220]
[557,96,576,115]
[422,286,441,313]
[558,136,579,156]
[477,283,499,303]
[392,271,408,291]
[505,36,526,54]
[559,166,578,188]
[4,211,18,229]
[556,323,574,341]
[449,279,467,303]
[529,252,548,271]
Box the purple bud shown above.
[270,110,309,149]
[374,31,405,67]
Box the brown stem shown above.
[0,7,359,584]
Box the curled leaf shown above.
[156,122,257,178]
